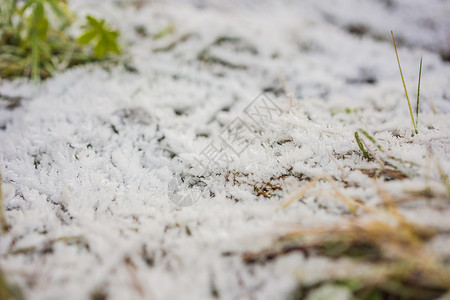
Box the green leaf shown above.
[47,0,72,29]
[35,18,49,39]
[86,15,101,28]
[104,32,120,53]
[93,35,108,57]
[20,0,35,15]
[31,38,40,82]
[47,0,69,19]
[34,2,45,22]
[37,39,51,58]
[80,15,120,57]
[77,29,97,45]
[29,2,49,39]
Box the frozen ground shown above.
[1,0,450,299]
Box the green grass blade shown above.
[359,129,383,152]
[355,132,370,159]
[0,172,9,234]
[416,56,422,127]
[391,31,417,134]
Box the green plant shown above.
[0,0,121,82]
[391,31,423,134]
[77,15,120,58]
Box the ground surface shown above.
[1,0,450,299]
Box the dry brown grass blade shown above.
[435,160,450,198]
[281,176,322,209]
[247,216,441,268]
[374,180,440,248]
[124,256,145,298]
[261,189,450,296]
[279,72,293,109]
[282,174,361,215]
[327,148,346,177]
[276,166,450,298]
[281,179,440,257]
[428,97,439,114]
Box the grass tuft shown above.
[273,182,450,300]
[0,0,121,81]
[391,31,418,134]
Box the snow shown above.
[1,0,450,299]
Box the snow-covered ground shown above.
[1,0,450,299]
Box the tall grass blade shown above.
[416,56,422,127]
[391,31,417,134]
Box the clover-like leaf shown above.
[78,15,120,58]
[77,29,97,45]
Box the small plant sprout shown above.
[391,31,423,135]
[354,132,370,159]
[78,15,121,58]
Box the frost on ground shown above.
[1,0,450,299]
